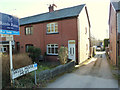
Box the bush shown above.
[2,53,32,88]
[28,46,41,63]
[58,46,68,64]
[12,53,33,69]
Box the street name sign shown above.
[0,12,19,35]
[12,63,37,79]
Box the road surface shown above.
[47,51,118,88]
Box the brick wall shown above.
[109,3,117,65]
[14,17,78,61]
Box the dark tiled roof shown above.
[20,4,85,26]
[111,1,120,11]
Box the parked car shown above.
[96,46,101,51]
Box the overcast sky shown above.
[0,0,110,40]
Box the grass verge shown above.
[105,53,120,85]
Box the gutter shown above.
[20,16,78,26]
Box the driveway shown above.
[47,51,118,88]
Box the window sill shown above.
[25,34,33,35]
[47,54,58,56]
[46,32,59,35]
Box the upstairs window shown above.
[25,26,33,35]
[47,44,58,55]
[47,22,58,34]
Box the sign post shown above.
[0,12,19,86]
[34,62,37,85]
[9,40,14,85]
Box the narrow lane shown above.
[47,51,118,88]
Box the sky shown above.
[0,0,110,40]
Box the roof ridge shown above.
[20,4,85,19]
[20,4,86,25]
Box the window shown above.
[25,44,33,52]
[25,26,33,35]
[47,44,58,55]
[47,22,58,34]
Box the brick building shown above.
[109,1,120,66]
[14,4,91,64]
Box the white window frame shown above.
[25,26,33,35]
[47,44,58,55]
[47,22,58,34]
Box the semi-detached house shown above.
[14,4,91,64]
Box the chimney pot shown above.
[48,4,54,12]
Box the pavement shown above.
[47,51,118,88]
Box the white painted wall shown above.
[77,6,90,64]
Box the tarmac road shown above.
[47,51,118,88]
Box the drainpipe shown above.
[116,12,118,66]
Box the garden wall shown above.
[38,60,75,83]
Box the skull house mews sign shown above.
[0,12,19,35]
[12,63,37,79]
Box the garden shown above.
[2,46,75,88]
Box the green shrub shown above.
[2,53,32,88]
[28,46,41,63]
[58,46,68,64]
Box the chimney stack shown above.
[48,4,54,12]
[48,4,57,12]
